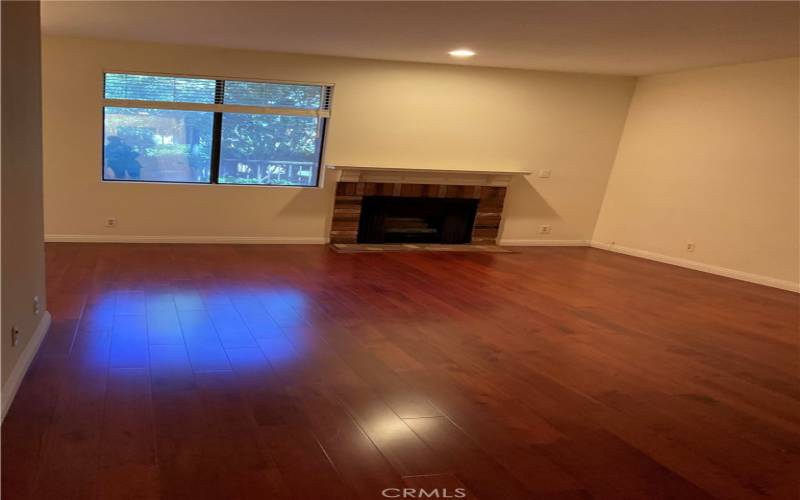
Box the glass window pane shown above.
[104,73,216,104]
[103,107,214,183]
[223,81,322,109]
[218,113,322,186]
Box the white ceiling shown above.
[41,1,800,76]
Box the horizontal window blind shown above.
[104,73,217,104]
[223,81,324,110]
[104,72,333,116]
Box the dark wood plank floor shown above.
[3,243,798,500]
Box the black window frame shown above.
[101,72,332,188]
[209,79,224,184]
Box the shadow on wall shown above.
[496,174,562,241]
[504,173,559,218]
[274,179,337,239]
[276,180,336,218]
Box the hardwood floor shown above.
[2,243,798,499]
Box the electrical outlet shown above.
[539,224,552,234]
[538,169,551,179]
[33,296,40,315]
[686,242,696,252]
[11,326,20,347]
[105,217,118,228]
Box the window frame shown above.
[101,70,333,188]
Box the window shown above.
[104,107,214,183]
[103,73,333,186]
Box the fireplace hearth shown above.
[358,196,478,244]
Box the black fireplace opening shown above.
[357,196,479,244]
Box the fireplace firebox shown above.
[357,196,479,244]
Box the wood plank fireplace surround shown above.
[327,166,531,245]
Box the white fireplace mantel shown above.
[326,164,531,187]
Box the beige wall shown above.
[42,36,635,244]
[594,58,800,288]
[39,37,800,289]
[2,2,48,389]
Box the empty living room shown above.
[1,1,798,499]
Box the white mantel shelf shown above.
[326,164,531,187]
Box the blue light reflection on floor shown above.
[72,288,308,374]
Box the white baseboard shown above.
[590,241,799,293]
[499,239,589,247]
[45,234,328,244]
[2,311,52,421]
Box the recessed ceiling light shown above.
[448,49,475,58]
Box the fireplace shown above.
[329,180,510,245]
[358,196,479,244]
[326,162,527,246]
